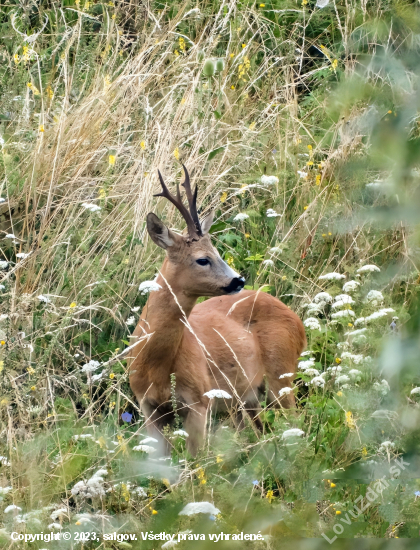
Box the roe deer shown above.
[128,166,306,455]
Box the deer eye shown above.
[196,258,210,266]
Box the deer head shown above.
[147,165,245,297]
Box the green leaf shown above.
[244,254,264,261]
[208,146,225,161]
[122,340,130,346]
[213,110,222,119]
[209,221,227,233]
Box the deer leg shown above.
[183,405,207,456]
[264,375,296,408]
[141,401,171,455]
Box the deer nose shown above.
[222,276,245,294]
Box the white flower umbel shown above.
[379,441,395,451]
[340,352,365,365]
[334,294,354,305]
[82,202,101,212]
[0,197,6,203]
[266,208,282,217]
[327,366,342,374]
[261,175,279,185]
[343,280,360,293]
[298,359,315,370]
[204,389,232,399]
[139,280,162,295]
[0,456,11,466]
[126,316,136,326]
[313,292,333,304]
[89,372,103,384]
[357,264,380,273]
[173,429,189,437]
[311,376,326,388]
[132,445,156,453]
[365,308,395,323]
[179,502,221,516]
[48,522,62,530]
[16,252,31,259]
[366,290,384,304]
[306,303,323,316]
[5,233,16,239]
[302,368,320,377]
[282,428,304,439]
[303,317,321,330]
[269,246,283,254]
[331,309,355,319]
[279,372,295,379]
[5,505,22,513]
[373,379,390,396]
[50,508,67,521]
[332,299,354,310]
[410,387,420,396]
[139,437,158,444]
[316,0,329,7]
[233,213,249,222]
[335,375,351,386]
[81,360,101,373]
[318,272,346,281]
[345,327,367,336]
[0,260,9,270]
[37,294,51,303]
[278,387,293,398]
[73,434,94,441]
[348,369,362,381]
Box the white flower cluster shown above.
[132,444,156,454]
[37,294,51,303]
[0,456,10,466]
[366,290,384,304]
[81,360,101,373]
[410,387,420,396]
[310,375,325,388]
[261,175,279,185]
[0,261,9,270]
[331,309,355,319]
[139,280,162,294]
[179,502,221,516]
[340,352,366,365]
[348,369,362,381]
[233,213,249,222]
[16,252,31,260]
[266,208,282,217]
[262,259,274,267]
[373,379,390,396]
[303,317,321,330]
[269,246,282,254]
[71,469,108,499]
[313,292,333,304]
[278,387,293,398]
[279,372,295,380]
[173,429,189,438]
[298,359,315,370]
[126,316,136,326]
[204,389,232,399]
[282,428,305,439]
[318,272,346,281]
[4,504,22,513]
[73,434,94,441]
[357,264,380,273]
[82,203,101,213]
[342,280,360,293]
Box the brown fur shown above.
[128,220,306,455]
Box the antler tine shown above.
[155,169,200,240]
[181,164,202,235]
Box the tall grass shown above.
[1,0,420,548]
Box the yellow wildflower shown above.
[39,125,45,133]
[109,154,116,166]
[216,455,223,463]
[328,232,332,236]
[109,373,115,379]
[362,447,368,458]
[31,386,36,391]
[0,361,4,373]
[348,323,353,327]
[220,191,228,203]
[322,233,326,237]
[388,110,392,114]
[200,479,206,485]
[230,53,235,58]
[345,411,356,429]
[335,358,341,364]
[112,13,116,20]
[173,147,180,160]
[307,161,314,166]
[302,0,308,4]
[266,490,274,503]
[179,37,186,52]
[227,256,235,267]
[336,510,341,515]
[230,85,235,90]
[245,233,250,238]
[69,302,77,308]
[316,174,321,185]
[152,509,158,515]
[46,85,54,99]
[27,367,35,375]
[336,391,343,397]
[14,53,20,64]
[121,483,130,502]
[99,188,106,199]
[249,121,256,130]
[174,50,179,56]
[331,59,338,71]
[304,205,308,210]
[242,43,246,48]
[0,341,5,346]
[330,482,336,488]
[140,141,146,150]
[281,275,287,280]
[260,3,265,6]
[307,144,312,150]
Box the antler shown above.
[155,168,202,241]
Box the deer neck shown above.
[135,258,197,371]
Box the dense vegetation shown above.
[1,0,420,548]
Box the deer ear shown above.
[146,213,181,249]
[200,210,215,235]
